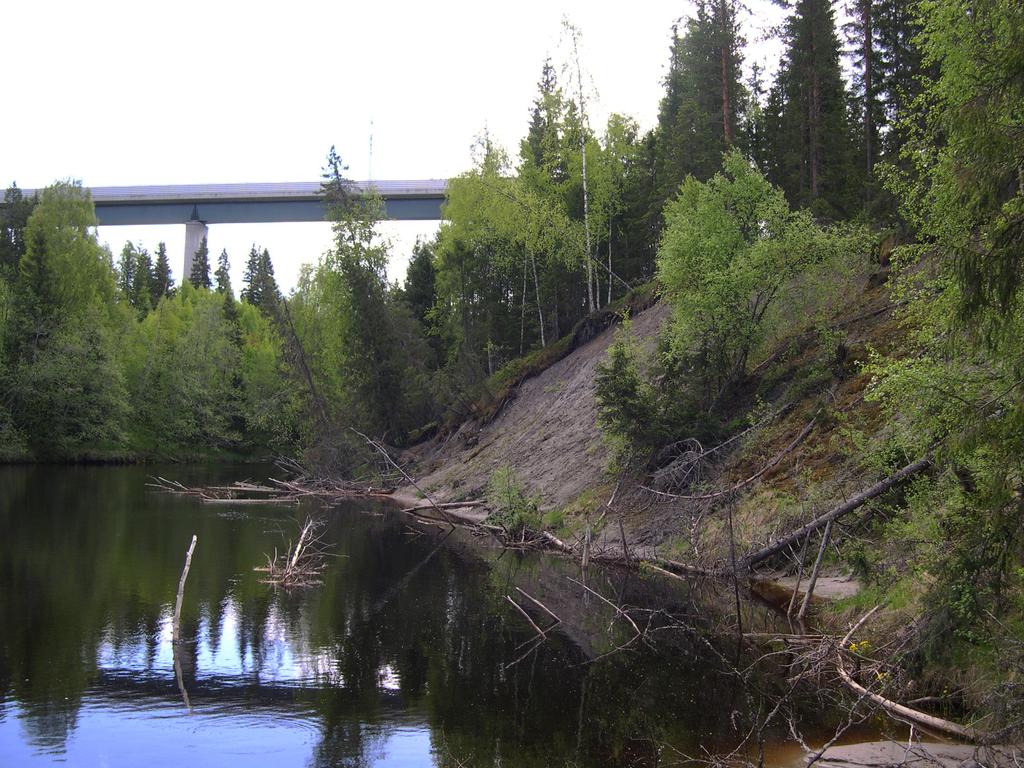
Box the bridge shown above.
[58,180,447,277]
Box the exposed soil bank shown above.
[405,301,670,510]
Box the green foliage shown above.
[594,319,659,452]
[1,183,129,456]
[867,0,1024,647]
[0,184,35,276]
[214,248,232,295]
[153,241,173,300]
[282,148,436,469]
[0,182,296,460]
[864,260,1024,647]
[887,0,1024,329]
[240,244,280,316]
[486,466,541,531]
[124,284,240,450]
[11,305,129,456]
[658,150,867,406]
[117,241,155,316]
[402,238,437,326]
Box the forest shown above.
[1,0,1022,733]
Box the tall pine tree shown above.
[215,248,232,295]
[189,236,211,289]
[766,0,859,217]
[844,0,883,184]
[1,185,35,275]
[131,247,154,314]
[654,3,745,212]
[241,245,259,303]
[874,0,925,160]
[241,244,279,316]
[117,242,137,297]
[153,241,172,302]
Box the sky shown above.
[2,0,788,292]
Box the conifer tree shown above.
[844,0,883,183]
[521,59,563,176]
[766,0,859,217]
[744,64,770,172]
[241,244,260,304]
[255,248,280,315]
[403,238,436,325]
[320,146,408,440]
[131,248,154,314]
[1,184,35,275]
[215,248,232,295]
[153,241,172,302]
[874,0,925,159]
[11,226,58,358]
[654,3,745,209]
[117,242,137,297]
[189,236,211,289]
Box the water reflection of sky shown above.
[1,702,434,767]
[1,593,437,767]
[2,465,821,768]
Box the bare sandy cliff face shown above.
[408,302,670,510]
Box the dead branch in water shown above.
[349,427,459,529]
[172,535,197,644]
[399,500,486,514]
[148,474,393,505]
[254,517,333,588]
[835,604,984,742]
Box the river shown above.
[0,464,861,766]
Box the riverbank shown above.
[387,266,1019,749]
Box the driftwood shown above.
[148,475,392,505]
[400,500,486,514]
[740,457,932,570]
[172,535,197,644]
[837,604,982,742]
[255,517,332,588]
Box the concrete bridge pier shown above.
[183,214,208,282]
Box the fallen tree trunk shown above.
[400,500,486,514]
[837,604,982,742]
[740,457,931,570]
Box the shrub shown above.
[486,467,541,532]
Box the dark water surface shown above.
[0,464,829,767]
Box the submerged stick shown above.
[172,535,197,644]
[173,644,192,714]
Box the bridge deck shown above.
[21,180,449,224]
